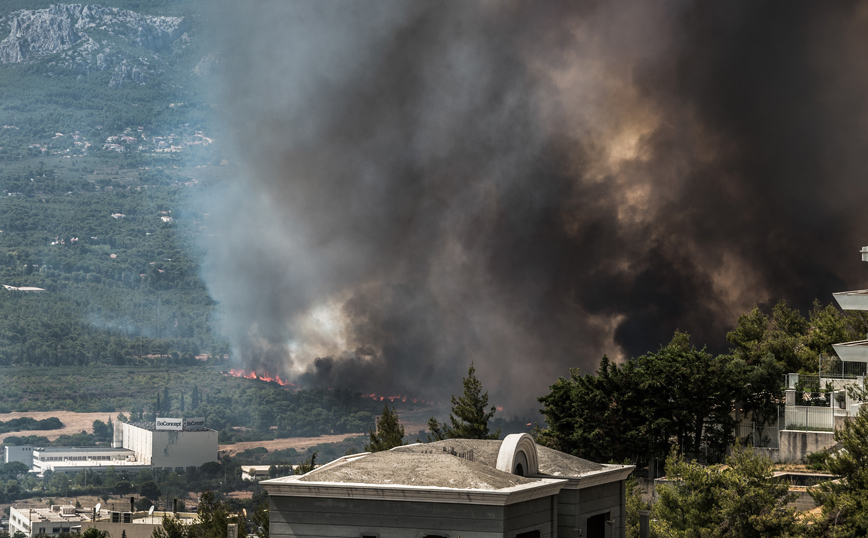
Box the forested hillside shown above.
[0,0,227,365]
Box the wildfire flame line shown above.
[225,368,295,386]
[224,369,432,404]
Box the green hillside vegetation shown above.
[0,366,384,441]
[0,170,227,365]
[0,0,226,367]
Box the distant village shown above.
[9,120,213,159]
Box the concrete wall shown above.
[788,489,818,511]
[270,495,559,538]
[778,430,836,463]
[123,423,154,465]
[9,507,31,537]
[150,429,217,468]
[81,520,161,538]
[504,496,557,537]
[5,446,34,467]
[557,481,626,538]
[121,423,217,468]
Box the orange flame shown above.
[225,368,295,387]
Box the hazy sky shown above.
[197,1,868,413]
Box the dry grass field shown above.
[0,411,117,443]
[0,411,430,458]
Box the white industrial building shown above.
[5,418,217,475]
[31,447,147,475]
[114,419,217,469]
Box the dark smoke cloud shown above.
[198,1,868,412]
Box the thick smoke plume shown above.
[199,1,868,411]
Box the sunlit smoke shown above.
[197,1,868,412]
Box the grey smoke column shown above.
[200,1,868,410]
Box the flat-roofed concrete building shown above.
[9,505,90,537]
[262,434,633,538]
[81,510,199,538]
[31,447,143,475]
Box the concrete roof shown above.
[299,451,534,490]
[34,447,133,454]
[263,435,634,505]
[289,437,611,490]
[394,439,606,477]
[536,445,607,476]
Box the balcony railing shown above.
[784,406,834,432]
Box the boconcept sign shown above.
[155,417,207,431]
[155,418,183,431]
[184,417,206,431]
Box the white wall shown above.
[151,429,218,468]
[121,423,217,468]
[122,423,154,465]
[5,446,34,467]
[9,507,31,537]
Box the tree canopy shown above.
[651,446,800,537]
[364,404,405,452]
[810,405,868,536]
[538,331,737,465]
[428,363,500,440]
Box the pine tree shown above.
[428,363,500,440]
[191,387,199,410]
[365,404,406,452]
[163,386,171,415]
[180,393,185,413]
[155,392,161,418]
[811,405,868,534]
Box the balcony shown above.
[833,289,868,311]
[833,339,868,362]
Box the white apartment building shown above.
[9,505,89,537]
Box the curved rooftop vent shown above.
[496,433,539,477]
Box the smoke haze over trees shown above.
[198,1,868,411]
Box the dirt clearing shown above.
[219,434,365,457]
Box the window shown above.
[53,528,61,533]
[586,513,610,538]
[515,532,540,538]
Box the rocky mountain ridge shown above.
[0,3,191,86]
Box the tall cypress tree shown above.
[365,405,406,452]
[428,363,500,440]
